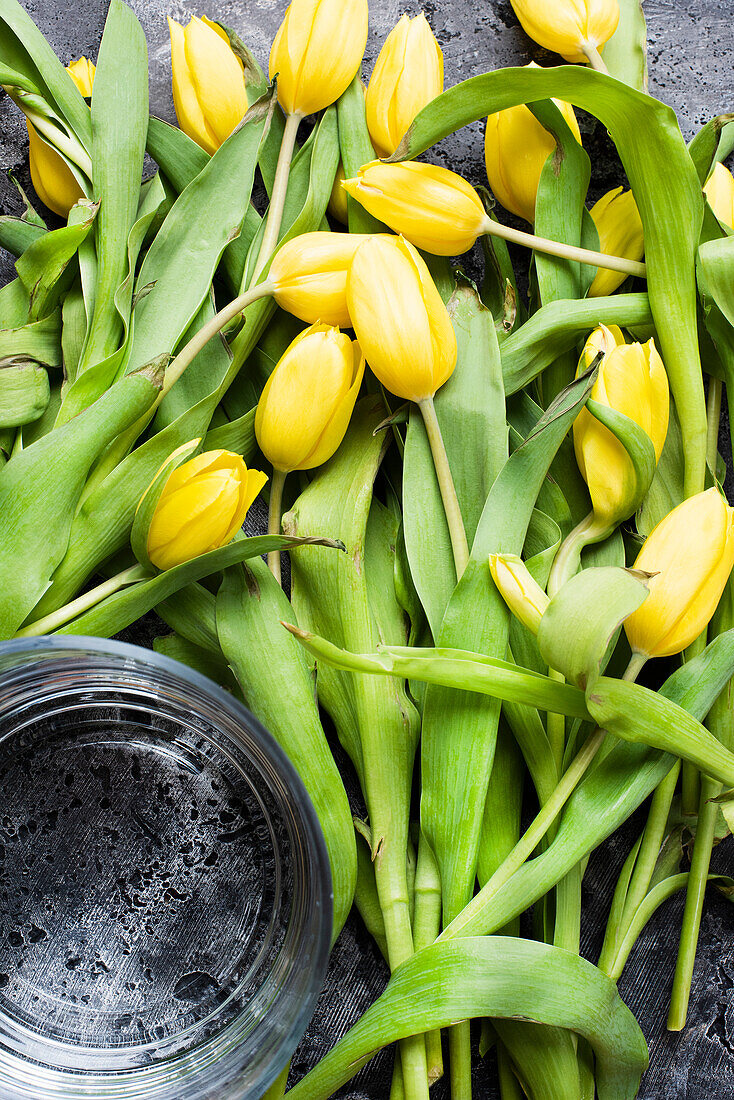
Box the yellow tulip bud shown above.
[510,0,620,64]
[147,450,267,571]
[342,161,488,257]
[489,553,550,635]
[66,56,96,97]
[269,0,368,117]
[574,324,669,527]
[26,58,96,219]
[328,161,349,225]
[255,323,364,473]
[484,67,581,224]
[704,162,734,229]
[365,13,443,158]
[588,187,644,297]
[268,231,370,327]
[168,15,248,155]
[346,235,457,402]
[625,489,734,659]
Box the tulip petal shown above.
[184,16,248,148]
[27,121,82,218]
[300,343,365,469]
[168,16,218,155]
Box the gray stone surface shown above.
[2,0,734,1097]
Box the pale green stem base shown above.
[418,397,470,580]
[481,219,644,280]
[547,511,612,599]
[252,111,302,283]
[582,44,609,75]
[267,469,287,586]
[17,563,148,636]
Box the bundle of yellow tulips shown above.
[1,0,734,1096]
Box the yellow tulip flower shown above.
[268,231,370,327]
[588,187,645,297]
[168,15,248,155]
[484,67,581,224]
[489,553,549,635]
[342,161,488,256]
[346,234,457,402]
[27,56,96,219]
[625,489,734,659]
[510,0,620,64]
[255,323,364,473]
[365,13,443,158]
[704,162,734,229]
[147,450,266,571]
[269,0,368,117]
[574,324,669,527]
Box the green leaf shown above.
[286,937,647,1100]
[637,397,684,536]
[153,631,238,693]
[420,371,596,923]
[403,284,506,638]
[79,0,148,371]
[0,310,61,366]
[393,64,706,496]
[688,114,734,185]
[216,559,356,941]
[602,0,648,92]
[0,215,45,256]
[55,534,338,639]
[15,204,97,321]
[0,356,49,426]
[0,362,161,638]
[500,293,652,396]
[538,567,649,689]
[585,396,658,517]
[336,74,385,234]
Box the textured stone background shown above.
[2,1,734,1097]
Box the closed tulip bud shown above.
[66,56,95,97]
[168,15,248,155]
[147,450,267,571]
[484,67,581,224]
[346,235,457,402]
[268,231,370,327]
[26,57,96,219]
[574,324,669,527]
[588,187,644,297]
[625,489,734,659]
[510,0,620,64]
[269,0,368,117]
[489,553,549,635]
[256,323,364,473]
[342,161,488,256]
[365,13,443,158]
[704,162,734,229]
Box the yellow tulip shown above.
[269,0,368,117]
[365,12,443,158]
[574,324,669,527]
[255,323,364,473]
[489,553,549,635]
[342,161,488,256]
[147,450,266,571]
[66,56,96,97]
[588,187,644,297]
[26,57,96,219]
[268,231,370,327]
[168,15,248,155]
[484,67,582,224]
[346,234,457,402]
[704,162,734,229]
[510,0,620,64]
[625,489,734,659]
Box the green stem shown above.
[16,563,148,636]
[546,672,566,779]
[547,511,611,598]
[252,111,301,282]
[268,469,287,586]
[162,280,275,400]
[441,724,608,942]
[412,834,444,1086]
[609,873,691,983]
[449,1023,472,1100]
[418,397,470,580]
[582,44,609,74]
[481,219,645,280]
[706,377,722,476]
